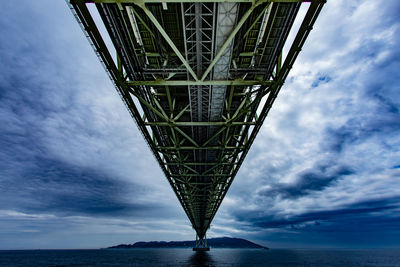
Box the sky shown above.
[0,0,399,249]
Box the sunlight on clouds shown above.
[0,210,56,220]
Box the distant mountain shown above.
[107,237,268,249]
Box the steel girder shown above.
[67,0,325,242]
[127,80,273,86]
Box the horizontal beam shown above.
[145,121,256,126]
[127,80,273,86]
[170,174,231,177]
[165,162,235,166]
[158,146,244,150]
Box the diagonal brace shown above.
[200,1,265,81]
[135,3,199,81]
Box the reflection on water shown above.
[1,248,400,266]
[188,251,215,266]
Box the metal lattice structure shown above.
[68,0,325,249]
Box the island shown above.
[107,237,268,249]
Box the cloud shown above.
[258,164,355,199]
[2,156,161,217]
[222,194,400,248]
[311,75,332,88]
[253,196,400,229]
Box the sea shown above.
[1,248,400,267]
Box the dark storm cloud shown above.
[258,164,354,199]
[250,196,400,230]
[27,158,148,216]
[325,112,400,154]
[323,35,400,154]
[0,154,162,217]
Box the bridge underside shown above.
[68,0,324,242]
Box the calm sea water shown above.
[1,248,400,267]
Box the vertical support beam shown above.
[117,52,122,73]
[165,85,173,117]
[277,51,282,74]
[193,233,209,251]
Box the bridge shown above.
[67,0,325,250]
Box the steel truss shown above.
[68,0,325,246]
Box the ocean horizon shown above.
[1,248,400,266]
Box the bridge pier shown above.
[193,233,210,251]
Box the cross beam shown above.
[127,80,273,86]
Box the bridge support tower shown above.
[193,233,210,251]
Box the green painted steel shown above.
[67,0,325,247]
[200,2,265,81]
[136,3,199,81]
[127,80,273,86]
